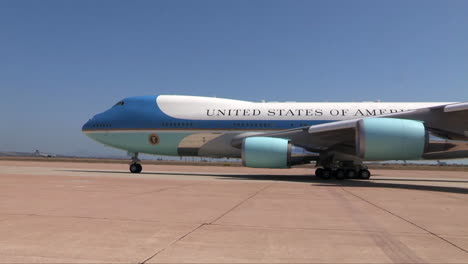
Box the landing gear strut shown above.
[129,152,142,173]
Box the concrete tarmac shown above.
[0,160,467,263]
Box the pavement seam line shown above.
[122,182,202,198]
[139,223,206,264]
[40,182,203,217]
[208,222,430,235]
[330,188,424,263]
[341,187,468,255]
[0,212,200,225]
[139,182,274,264]
[209,182,275,224]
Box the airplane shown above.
[34,149,57,158]
[82,95,468,179]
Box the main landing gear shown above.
[315,166,371,180]
[130,163,142,173]
[129,152,142,173]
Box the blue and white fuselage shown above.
[82,95,445,159]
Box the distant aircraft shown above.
[437,160,447,166]
[34,150,56,158]
[82,95,468,179]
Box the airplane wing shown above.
[381,101,468,140]
[232,102,468,161]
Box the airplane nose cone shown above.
[82,119,93,132]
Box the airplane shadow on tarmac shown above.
[58,169,468,195]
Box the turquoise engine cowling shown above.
[357,118,427,161]
[242,137,292,168]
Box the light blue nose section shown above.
[86,132,192,155]
[82,95,196,155]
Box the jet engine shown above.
[241,137,317,168]
[356,118,427,161]
[242,137,291,168]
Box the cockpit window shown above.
[114,101,125,106]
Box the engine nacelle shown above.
[242,137,292,168]
[356,118,427,161]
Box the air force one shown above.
[82,95,468,179]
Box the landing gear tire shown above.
[335,169,345,180]
[322,168,332,179]
[358,169,371,179]
[346,169,356,179]
[130,163,142,173]
[315,168,324,178]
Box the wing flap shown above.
[307,119,358,134]
[444,102,468,113]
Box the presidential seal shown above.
[148,134,160,145]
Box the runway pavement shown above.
[0,160,467,263]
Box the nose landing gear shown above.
[128,152,142,173]
[130,163,142,173]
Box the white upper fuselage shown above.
[157,95,448,122]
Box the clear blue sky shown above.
[1,0,467,157]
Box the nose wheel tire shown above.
[130,163,142,173]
